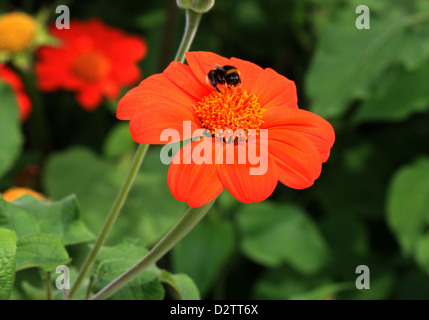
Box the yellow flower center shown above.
[194,86,264,142]
[0,12,37,53]
[72,51,110,82]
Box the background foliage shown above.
[1,0,429,300]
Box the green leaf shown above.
[159,270,200,300]
[43,147,185,246]
[15,233,70,271]
[306,3,429,118]
[290,282,353,300]
[0,195,92,274]
[387,158,429,254]
[353,62,429,123]
[171,220,235,296]
[104,279,165,300]
[92,240,164,300]
[416,234,429,272]
[0,195,94,246]
[320,215,369,278]
[19,281,47,300]
[253,266,332,300]
[103,123,135,158]
[342,269,396,300]
[0,229,16,300]
[420,0,429,12]
[16,267,89,300]
[313,142,387,220]
[397,25,429,70]
[236,202,329,274]
[0,82,23,179]
[396,272,429,299]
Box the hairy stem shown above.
[174,9,202,63]
[69,144,149,299]
[76,5,206,301]
[91,200,215,300]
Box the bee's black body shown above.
[207,65,241,92]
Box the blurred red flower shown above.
[118,51,335,207]
[36,19,147,111]
[0,64,31,121]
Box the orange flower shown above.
[2,187,45,202]
[0,12,36,53]
[36,19,147,111]
[0,64,31,121]
[117,52,335,207]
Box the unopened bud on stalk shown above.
[176,0,215,13]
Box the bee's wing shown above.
[204,63,225,70]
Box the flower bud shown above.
[176,0,215,13]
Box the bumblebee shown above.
[206,65,241,92]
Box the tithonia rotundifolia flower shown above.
[36,19,147,111]
[2,187,45,202]
[0,12,36,53]
[117,51,335,207]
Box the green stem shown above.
[45,272,52,300]
[21,70,51,155]
[90,200,216,300]
[174,9,203,63]
[73,6,205,300]
[68,144,149,299]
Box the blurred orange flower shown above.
[118,52,335,207]
[0,64,32,121]
[2,187,45,202]
[0,12,36,53]
[36,19,147,110]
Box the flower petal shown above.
[268,131,322,189]
[228,57,264,85]
[77,86,103,110]
[163,61,212,100]
[185,52,298,113]
[252,67,298,111]
[167,138,224,208]
[217,143,278,203]
[17,93,32,121]
[117,68,199,120]
[36,19,146,111]
[111,63,141,85]
[110,36,147,62]
[129,103,201,144]
[263,109,335,163]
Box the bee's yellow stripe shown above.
[225,68,239,75]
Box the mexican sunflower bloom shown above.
[0,64,31,121]
[117,52,335,207]
[0,12,36,53]
[36,19,147,110]
[2,187,45,202]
